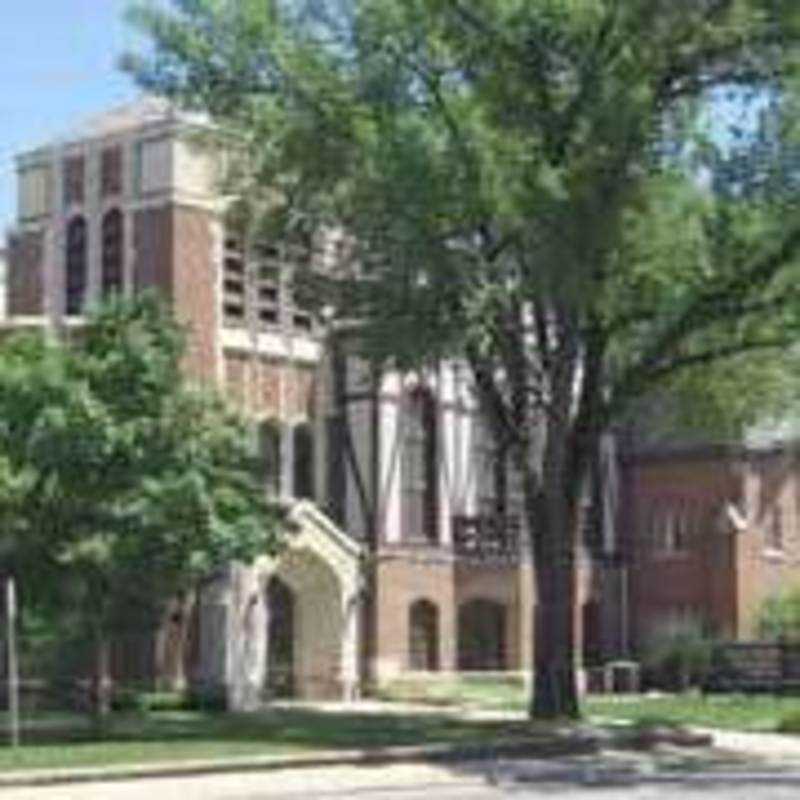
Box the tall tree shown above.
[0,294,282,716]
[126,0,800,717]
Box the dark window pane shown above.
[63,156,85,206]
[409,600,439,671]
[258,419,282,496]
[101,209,124,295]
[65,216,87,316]
[293,423,314,500]
[101,147,123,197]
[401,389,437,542]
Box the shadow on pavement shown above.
[433,720,800,793]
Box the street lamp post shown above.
[6,576,19,748]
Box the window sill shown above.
[401,537,441,548]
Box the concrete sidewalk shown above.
[697,728,800,765]
[0,734,594,789]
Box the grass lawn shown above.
[5,687,800,772]
[379,676,800,734]
[0,708,527,772]
[377,674,528,711]
[585,693,800,733]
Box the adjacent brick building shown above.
[621,440,800,649]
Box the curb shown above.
[508,766,800,788]
[0,735,597,789]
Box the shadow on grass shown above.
[4,707,795,784]
[12,708,531,751]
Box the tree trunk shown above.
[525,426,588,720]
[91,634,112,723]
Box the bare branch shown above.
[618,224,800,396]
[642,335,798,384]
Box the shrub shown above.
[642,615,714,691]
[187,685,228,712]
[778,711,800,733]
[757,589,800,642]
[135,691,193,712]
[111,688,194,713]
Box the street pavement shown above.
[8,761,800,800]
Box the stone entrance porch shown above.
[195,501,363,710]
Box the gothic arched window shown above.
[65,216,87,316]
[401,388,438,542]
[473,419,506,518]
[258,419,282,497]
[458,598,506,671]
[101,209,124,296]
[409,599,439,671]
[292,422,314,500]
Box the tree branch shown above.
[619,224,800,394]
[641,335,798,384]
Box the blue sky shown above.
[0,4,770,237]
[0,1,142,234]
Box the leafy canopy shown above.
[124,0,800,718]
[124,0,800,439]
[0,293,283,625]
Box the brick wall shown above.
[172,206,218,383]
[622,452,741,645]
[736,453,800,638]
[133,207,173,297]
[223,352,316,420]
[134,205,219,383]
[454,562,524,669]
[372,552,456,681]
[7,230,44,316]
[369,551,598,680]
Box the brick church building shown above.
[4,99,800,704]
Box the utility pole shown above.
[6,576,19,748]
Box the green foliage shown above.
[587,693,800,733]
[757,588,800,641]
[112,689,194,713]
[123,0,800,717]
[0,293,283,676]
[122,0,800,424]
[0,708,517,772]
[777,711,800,732]
[642,616,715,691]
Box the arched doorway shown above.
[266,577,295,698]
[269,548,345,699]
[458,599,506,671]
[409,599,439,671]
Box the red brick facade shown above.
[7,230,45,316]
[133,205,219,383]
[224,352,316,419]
[622,445,800,647]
